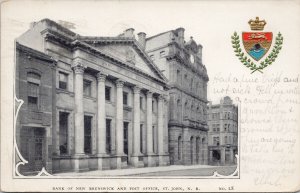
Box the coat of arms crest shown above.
[231,17,283,73]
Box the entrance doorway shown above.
[123,122,129,163]
[20,127,46,174]
[212,150,221,164]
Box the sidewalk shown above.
[55,164,233,177]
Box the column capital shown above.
[97,72,107,82]
[158,95,164,101]
[146,90,153,97]
[133,86,141,94]
[72,62,86,74]
[116,79,125,88]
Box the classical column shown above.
[133,86,141,155]
[71,62,88,172]
[72,62,86,155]
[146,91,155,166]
[96,72,110,170]
[158,95,165,165]
[97,72,107,155]
[115,79,126,168]
[131,86,144,167]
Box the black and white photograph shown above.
[15,18,239,177]
[1,0,300,192]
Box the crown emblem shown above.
[248,17,266,31]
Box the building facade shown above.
[17,19,170,173]
[145,28,209,165]
[15,43,56,174]
[207,96,238,165]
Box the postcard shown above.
[0,0,299,192]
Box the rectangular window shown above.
[59,112,69,155]
[83,79,92,97]
[152,100,155,112]
[123,92,128,105]
[140,124,143,153]
[105,86,111,101]
[27,82,39,110]
[160,51,166,57]
[123,122,129,155]
[225,136,228,144]
[84,115,92,154]
[140,97,143,109]
[213,137,220,146]
[59,72,68,90]
[106,119,111,154]
[150,55,155,61]
[152,126,155,152]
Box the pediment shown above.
[91,43,162,80]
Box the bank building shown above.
[15,19,209,174]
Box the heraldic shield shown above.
[242,32,273,61]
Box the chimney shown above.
[175,27,185,46]
[124,28,135,38]
[197,44,203,63]
[137,32,146,50]
[30,22,37,29]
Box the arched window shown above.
[177,99,181,120]
[27,72,41,110]
[176,69,181,83]
[196,137,200,164]
[190,136,194,164]
[202,137,206,144]
[178,136,182,160]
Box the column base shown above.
[97,154,111,170]
[147,154,157,167]
[159,154,170,166]
[72,154,89,172]
[116,155,128,169]
[130,154,145,168]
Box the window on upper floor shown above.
[213,137,219,146]
[27,72,41,110]
[83,79,92,97]
[140,96,143,109]
[59,71,68,90]
[105,86,111,101]
[123,92,128,105]
[160,51,166,57]
[150,55,155,61]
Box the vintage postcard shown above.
[0,0,299,192]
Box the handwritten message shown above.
[211,72,300,187]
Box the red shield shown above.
[242,32,273,61]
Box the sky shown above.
[2,0,300,103]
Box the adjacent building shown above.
[145,28,209,165]
[15,43,56,174]
[207,96,238,165]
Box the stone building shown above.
[145,28,209,165]
[207,96,238,165]
[17,19,170,173]
[15,43,56,174]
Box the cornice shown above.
[16,42,57,67]
[41,30,167,86]
[71,40,167,86]
[81,37,168,83]
[169,84,208,104]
